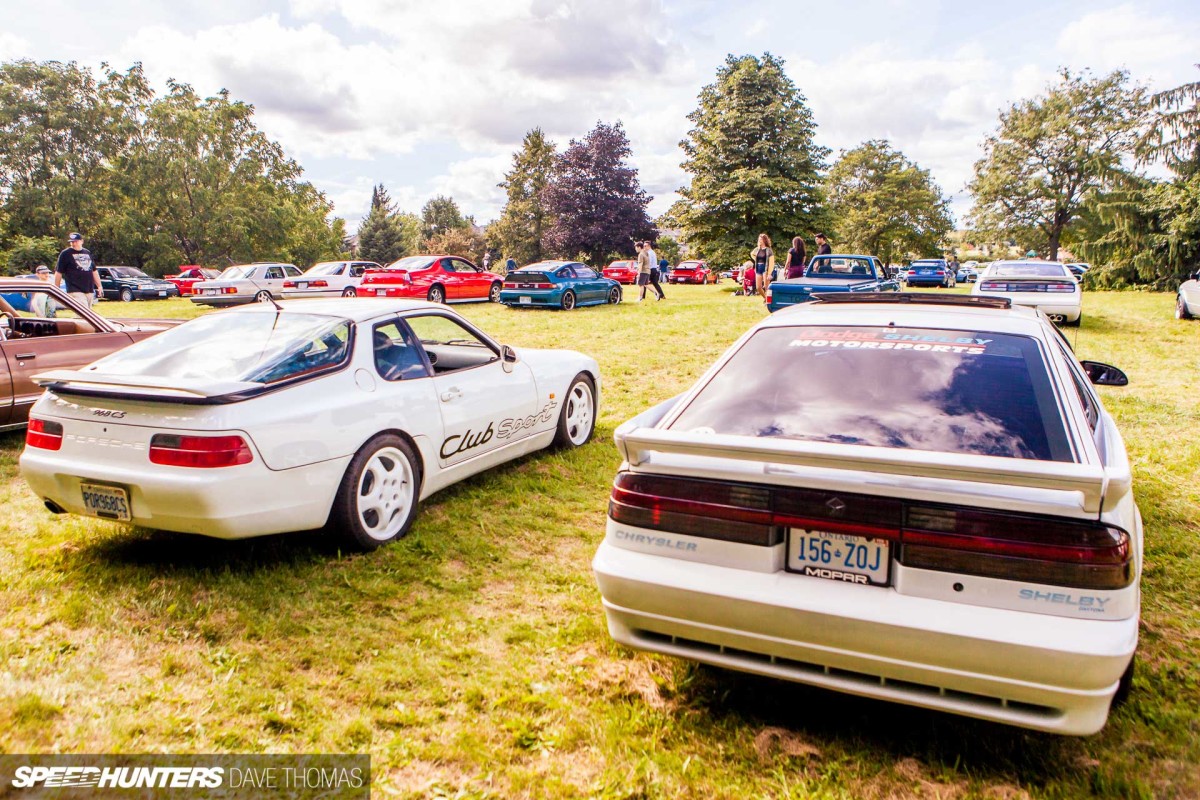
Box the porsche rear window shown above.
[87,312,352,384]
[668,326,1073,461]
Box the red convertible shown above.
[358,255,504,304]
[602,260,638,285]
[166,266,222,296]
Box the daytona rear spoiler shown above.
[614,423,1125,515]
[33,370,264,405]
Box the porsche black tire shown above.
[331,434,421,550]
[1112,653,1136,708]
[1178,295,1193,320]
[552,373,595,449]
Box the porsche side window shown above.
[373,321,430,382]
[405,314,498,375]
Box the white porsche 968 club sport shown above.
[20,299,599,548]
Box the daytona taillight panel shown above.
[609,473,1132,590]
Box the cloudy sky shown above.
[3,0,1198,231]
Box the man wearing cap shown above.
[31,265,58,317]
[53,232,103,308]
[815,233,832,256]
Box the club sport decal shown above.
[440,400,558,459]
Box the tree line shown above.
[3,55,1195,284]
[0,61,344,276]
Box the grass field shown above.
[1,285,1197,799]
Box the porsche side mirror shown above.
[501,344,518,373]
[1080,361,1128,386]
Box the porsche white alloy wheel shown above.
[356,446,414,541]
[554,374,595,448]
[333,435,421,549]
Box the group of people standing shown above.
[746,232,831,301]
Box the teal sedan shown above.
[499,261,622,310]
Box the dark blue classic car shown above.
[766,255,899,313]
[904,259,955,288]
[98,266,180,301]
[499,261,622,310]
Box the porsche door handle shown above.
[439,387,462,402]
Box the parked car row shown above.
[13,288,1142,736]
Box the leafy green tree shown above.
[671,53,829,268]
[1137,65,1200,168]
[541,121,655,265]
[358,184,410,264]
[827,140,953,266]
[968,69,1147,261]
[421,195,468,244]
[3,234,59,275]
[655,234,683,265]
[426,227,486,263]
[493,128,556,265]
[0,60,150,260]
[1069,70,1200,287]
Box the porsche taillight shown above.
[26,419,63,450]
[608,473,1132,590]
[149,434,253,468]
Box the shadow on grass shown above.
[678,664,1090,787]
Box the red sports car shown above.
[358,255,504,304]
[602,260,638,284]
[165,266,222,296]
[669,260,710,284]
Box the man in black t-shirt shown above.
[814,233,832,256]
[53,232,103,308]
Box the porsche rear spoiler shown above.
[33,370,265,405]
[614,423,1125,515]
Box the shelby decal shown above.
[803,566,869,584]
[1018,589,1111,613]
[496,400,558,440]
[440,423,493,459]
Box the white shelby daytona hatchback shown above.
[593,294,1140,735]
[20,299,599,549]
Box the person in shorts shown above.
[53,232,103,309]
[32,265,59,317]
[749,233,775,301]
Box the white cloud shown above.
[1057,4,1200,87]
[0,31,32,61]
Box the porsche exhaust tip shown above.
[44,500,66,514]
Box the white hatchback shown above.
[593,293,1139,735]
[281,260,382,300]
[972,260,1082,325]
[21,299,599,549]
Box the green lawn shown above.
[1,286,1197,799]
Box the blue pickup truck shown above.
[766,254,900,313]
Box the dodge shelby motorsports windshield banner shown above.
[0,754,369,798]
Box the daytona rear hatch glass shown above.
[668,326,1072,462]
